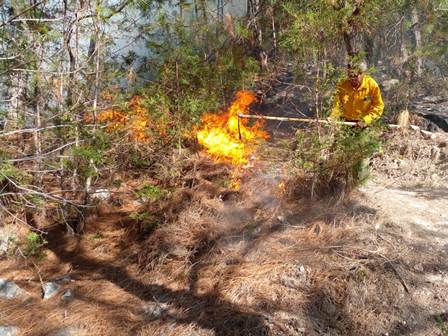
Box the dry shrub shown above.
[123,153,234,241]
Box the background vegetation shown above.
[0,0,447,231]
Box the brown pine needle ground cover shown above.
[1,134,448,335]
[371,132,448,188]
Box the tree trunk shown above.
[217,0,224,22]
[84,9,102,207]
[270,5,277,55]
[411,7,423,76]
[314,49,321,119]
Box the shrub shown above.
[23,232,47,258]
[135,184,168,202]
[291,124,381,200]
[94,16,260,170]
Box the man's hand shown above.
[356,120,366,128]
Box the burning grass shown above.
[196,90,269,165]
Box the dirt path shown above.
[357,180,448,336]
[362,181,448,245]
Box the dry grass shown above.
[1,152,447,335]
[371,128,448,188]
[134,155,440,335]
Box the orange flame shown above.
[196,91,268,165]
[278,182,285,191]
[96,96,153,142]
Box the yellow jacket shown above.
[330,75,384,125]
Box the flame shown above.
[278,181,285,191]
[196,90,268,165]
[96,96,154,142]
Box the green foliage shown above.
[142,15,259,124]
[293,124,381,198]
[102,14,261,169]
[129,211,161,233]
[435,314,448,336]
[129,211,153,221]
[0,162,30,184]
[68,130,111,180]
[135,184,167,202]
[23,232,47,258]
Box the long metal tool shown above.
[237,113,427,140]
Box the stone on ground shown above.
[0,326,19,336]
[42,282,61,300]
[0,279,25,299]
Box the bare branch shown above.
[11,17,67,23]
[0,173,83,207]
[0,125,73,137]
[0,0,46,28]
[7,141,82,163]
[0,55,18,60]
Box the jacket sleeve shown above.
[329,85,343,119]
[362,81,384,125]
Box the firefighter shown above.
[329,62,384,127]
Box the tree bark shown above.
[411,7,423,76]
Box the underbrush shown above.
[0,147,444,335]
[0,14,261,235]
[286,124,381,201]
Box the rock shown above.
[91,189,111,201]
[0,326,19,336]
[421,130,436,140]
[142,302,168,319]
[61,288,74,301]
[51,326,80,336]
[42,282,61,300]
[0,227,15,256]
[0,279,24,299]
[412,96,448,132]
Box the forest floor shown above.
[1,124,448,336]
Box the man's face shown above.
[348,71,363,88]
